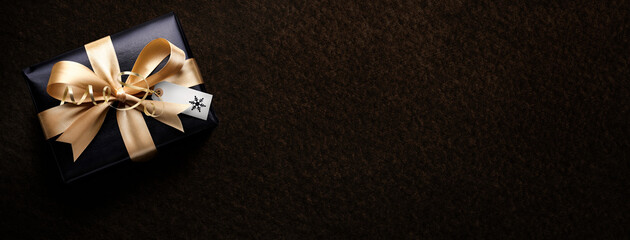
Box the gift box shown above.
[22,12,218,183]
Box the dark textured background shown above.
[1,0,628,239]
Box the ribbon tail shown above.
[117,108,156,162]
[142,100,189,132]
[56,104,109,161]
[38,104,93,139]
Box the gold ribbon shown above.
[37,36,204,162]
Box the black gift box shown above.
[22,12,218,183]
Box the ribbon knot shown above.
[37,36,205,162]
[115,88,127,102]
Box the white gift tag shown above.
[151,82,213,120]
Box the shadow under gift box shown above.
[22,12,219,183]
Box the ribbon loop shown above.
[48,61,110,102]
[125,38,186,94]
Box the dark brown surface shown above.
[1,0,628,239]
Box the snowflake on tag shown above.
[189,96,206,112]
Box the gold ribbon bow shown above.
[37,36,204,162]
